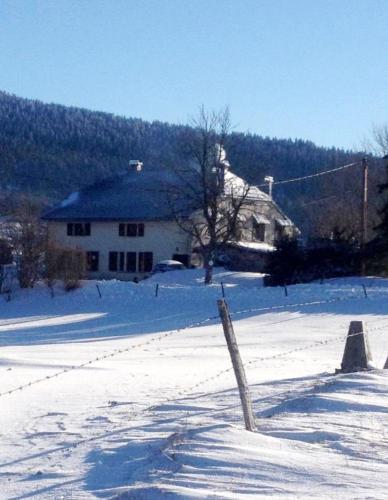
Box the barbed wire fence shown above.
[0,285,387,472]
[0,288,372,399]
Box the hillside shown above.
[0,91,378,234]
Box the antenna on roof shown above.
[129,160,143,172]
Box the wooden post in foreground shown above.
[217,299,256,432]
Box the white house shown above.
[43,159,296,280]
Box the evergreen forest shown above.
[0,91,382,237]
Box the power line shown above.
[258,161,361,188]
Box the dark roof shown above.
[42,168,200,221]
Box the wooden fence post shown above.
[96,284,102,299]
[362,284,368,298]
[284,284,288,297]
[217,299,256,432]
[155,283,159,298]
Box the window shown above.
[86,251,99,272]
[138,252,153,273]
[119,252,125,271]
[67,223,90,236]
[127,224,137,237]
[126,252,137,272]
[109,251,118,271]
[254,223,266,242]
[118,223,145,237]
[275,221,285,240]
[110,251,138,272]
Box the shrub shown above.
[264,235,360,286]
[44,245,85,291]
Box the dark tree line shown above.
[0,91,382,238]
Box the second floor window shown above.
[67,223,91,236]
[118,223,144,237]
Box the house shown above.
[43,157,297,280]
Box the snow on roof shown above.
[253,214,270,224]
[276,217,293,226]
[230,240,276,253]
[60,191,79,208]
[43,169,199,221]
[223,170,270,201]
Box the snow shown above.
[224,170,270,201]
[59,191,79,207]
[231,240,276,252]
[0,270,387,498]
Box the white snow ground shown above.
[0,269,387,499]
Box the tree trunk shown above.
[205,263,213,284]
[204,251,213,284]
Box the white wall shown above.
[47,220,191,280]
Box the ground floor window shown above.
[138,252,153,273]
[109,251,118,271]
[109,251,153,273]
[126,252,136,272]
[86,251,99,272]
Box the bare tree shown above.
[5,197,47,288]
[165,107,251,284]
[372,124,388,156]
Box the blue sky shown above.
[0,0,387,149]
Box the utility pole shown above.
[361,158,368,275]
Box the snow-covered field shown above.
[0,269,387,499]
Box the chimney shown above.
[129,160,143,172]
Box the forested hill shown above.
[0,91,369,233]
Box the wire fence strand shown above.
[0,289,375,399]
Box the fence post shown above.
[96,284,102,299]
[362,284,368,298]
[217,299,256,432]
[221,282,225,298]
[155,283,159,298]
[284,284,288,297]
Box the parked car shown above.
[152,260,186,274]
